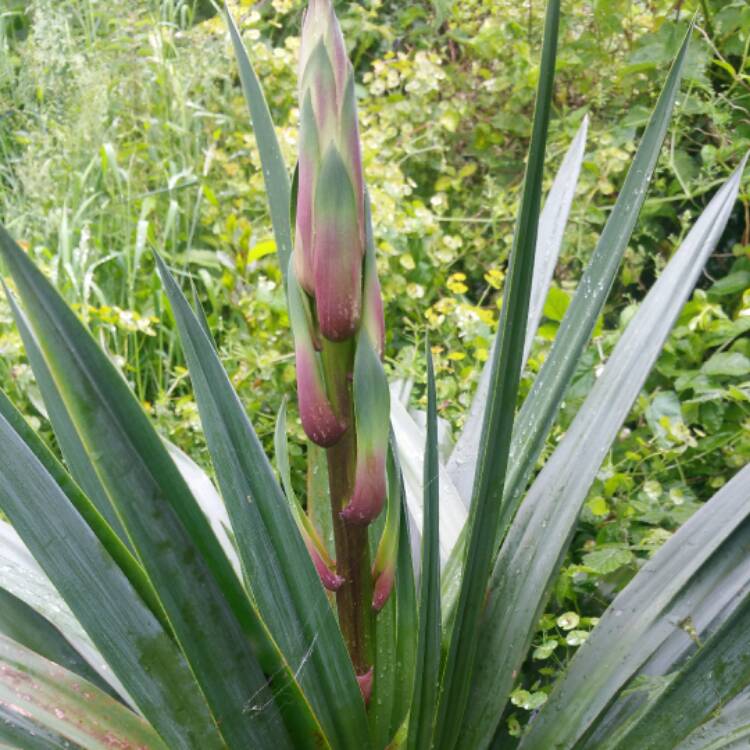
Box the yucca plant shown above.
[0,1,748,749]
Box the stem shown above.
[321,339,374,674]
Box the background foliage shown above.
[1,0,749,731]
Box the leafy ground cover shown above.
[1,0,748,731]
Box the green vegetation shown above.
[0,0,748,747]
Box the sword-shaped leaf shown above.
[369,436,417,748]
[9,302,127,547]
[0,412,222,749]
[607,588,750,750]
[440,23,694,632]
[0,224,292,748]
[0,634,167,750]
[522,462,750,750]
[446,114,589,507]
[679,686,750,750]
[434,3,560,745]
[0,521,126,702]
[461,154,747,750]
[390,396,466,567]
[407,346,441,750]
[226,7,292,286]
[0,377,163,630]
[0,586,118,702]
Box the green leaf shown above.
[434,3,560,746]
[645,390,684,444]
[370,433,413,748]
[369,511,398,750]
[407,346,442,750]
[0,412,222,750]
[542,464,750,750]
[708,269,750,297]
[446,115,589,506]
[0,704,68,750]
[679,687,750,750]
[9,302,128,548]
[307,441,336,559]
[475,157,748,750]
[391,395,467,565]
[490,20,695,546]
[442,20,695,642]
[226,6,292,286]
[581,547,635,575]
[0,521,127,702]
[391,469,419,740]
[154,253,369,750]
[542,285,571,323]
[0,586,119,702]
[702,351,750,377]
[0,225,291,748]
[0,634,168,750]
[164,439,241,576]
[0,380,164,633]
[608,585,750,749]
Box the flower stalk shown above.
[289,0,392,686]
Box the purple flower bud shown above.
[294,92,319,294]
[302,40,338,146]
[342,451,386,526]
[372,566,394,612]
[305,538,345,591]
[341,334,389,525]
[288,257,346,447]
[356,667,374,705]
[312,146,362,341]
[298,0,366,343]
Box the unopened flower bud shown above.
[356,667,374,705]
[306,538,345,592]
[297,0,365,343]
[288,257,346,447]
[341,334,389,525]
